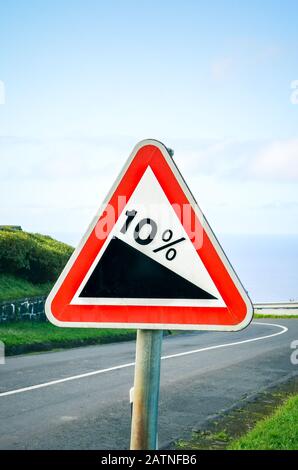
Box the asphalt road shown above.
[0,319,297,450]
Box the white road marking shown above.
[0,322,288,398]
[162,322,288,360]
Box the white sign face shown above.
[72,167,226,308]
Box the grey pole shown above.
[130,329,163,450]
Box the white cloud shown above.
[0,80,5,104]
[0,134,133,182]
[252,139,298,180]
[172,138,260,180]
[172,137,298,182]
[1,134,298,237]
[211,57,233,81]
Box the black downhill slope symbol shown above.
[79,237,216,300]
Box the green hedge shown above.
[0,230,74,283]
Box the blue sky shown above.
[1,0,298,245]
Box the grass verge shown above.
[0,321,136,355]
[254,314,298,319]
[176,377,298,450]
[0,274,52,302]
[229,393,298,450]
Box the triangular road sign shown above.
[46,139,253,330]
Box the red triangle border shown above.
[46,140,253,331]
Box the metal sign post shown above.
[130,329,163,450]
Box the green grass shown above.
[176,430,230,450]
[229,394,298,450]
[254,314,298,319]
[0,321,136,355]
[0,273,52,302]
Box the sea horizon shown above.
[48,231,298,304]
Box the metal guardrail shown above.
[254,302,298,315]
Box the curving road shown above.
[0,319,297,449]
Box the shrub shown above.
[0,230,73,283]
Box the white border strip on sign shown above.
[72,298,224,307]
[45,139,253,331]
